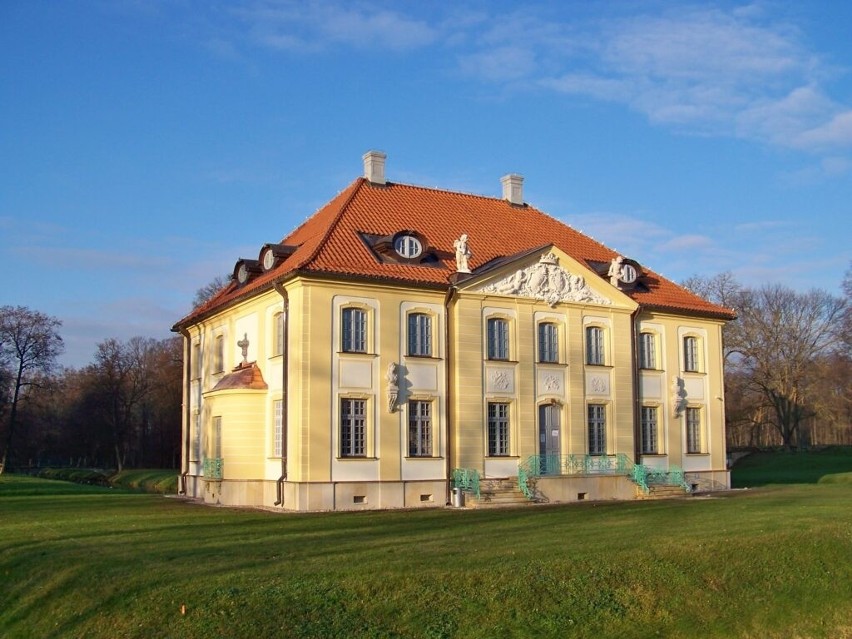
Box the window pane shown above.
[684,336,698,372]
[487,402,510,456]
[408,313,432,356]
[640,406,657,454]
[686,407,701,453]
[640,333,656,369]
[408,401,432,456]
[342,309,366,352]
[539,323,558,363]
[487,318,509,360]
[586,327,604,365]
[587,405,606,455]
[275,312,285,356]
[273,400,283,457]
[341,399,366,456]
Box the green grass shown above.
[731,446,852,487]
[1,475,851,638]
[109,469,178,493]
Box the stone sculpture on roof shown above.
[453,234,472,274]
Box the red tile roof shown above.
[175,177,734,328]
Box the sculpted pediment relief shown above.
[478,252,611,307]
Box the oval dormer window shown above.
[621,263,637,284]
[237,263,250,284]
[394,235,422,258]
[262,249,276,271]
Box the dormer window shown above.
[394,235,423,259]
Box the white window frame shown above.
[487,317,510,360]
[686,406,702,454]
[487,402,511,456]
[587,404,606,456]
[586,326,605,366]
[408,400,433,457]
[342,308,367,353]
[274,312,285,357]
[214,334,225,373]
[639,332,657,370]
[340,398,367,457]
[538,322,559,363]
[683,335,700,373]
[407,313,432,357]
[640,406,658,455]
[273,399,283,457]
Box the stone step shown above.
[467,477,531,508]
[636,484,690,500]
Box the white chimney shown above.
[363,150,387,185]
[501,173,524,205]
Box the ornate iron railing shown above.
[517,454,690,499]
[451,468,481,498]
[203,457,224,480]
[631,464,690,494]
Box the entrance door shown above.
[538,404,561,475]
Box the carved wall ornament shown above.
[479,253,611,307]
[543,375,561,392]
[490,369,511,391]
[590,375,608,394]
[386,362,399,413]
[672,375,688,418]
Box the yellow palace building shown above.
[173,152,735,511]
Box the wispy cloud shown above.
[233,1,437,52]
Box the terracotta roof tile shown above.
[211,362,268,391]
[175,177,734,328]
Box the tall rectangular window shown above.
[639,332,656,369]
[588,404,606,455]
[487,402,510,456]
[214,335,224,373]
[487,318,509,360]
[212,416,222,459]
[683,336,699,372]
[640,406,658,454]
[192,412,201,461]
[273,399,283,457]
[408,401,432,456]
[342,308,367,353]
[538,323,558,363]
[686,407,702,454]
[586,326,605,365]
[408,313,432,357]
[340,399,366,457]
[274,312,285,356]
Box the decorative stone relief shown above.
[386,362,399,413]
[490,370,511,391]
[589,375,608,394]
[479,252,611,307]
[672,375,688,418]
[543,375,561,392]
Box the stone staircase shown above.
[466,477,531,508]
[635,484,691,500]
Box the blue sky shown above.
[2,1,850,368]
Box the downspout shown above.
[178,326,192,495]
[630,308,642,469]
[443,285,458,506]
[273,282,289,506]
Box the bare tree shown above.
[732,285,846,449]
[193,274,231,309]
[0,306,63,473]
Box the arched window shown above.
[487,318,509,360]
[407,313,432,356]
[639,332,657,369]
[683,336,700,372]
[585,326,605,366]
[342,308,367,353]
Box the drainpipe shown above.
[630,308,642,469]
[443,285,458,506]
[178,327,192,495]
[273,283,289,506]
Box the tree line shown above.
[1,267,849,472]
[683,268,850,450]
[0,305,181,473]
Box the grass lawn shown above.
[731,446,852,487]
[1,476,851,639]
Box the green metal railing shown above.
[452,468,481,498]
[203,457,224,480]
[632,464,690,494]
[518,454,690,499]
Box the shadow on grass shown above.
[731,446,852,487]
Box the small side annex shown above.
[172,151,735,511]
